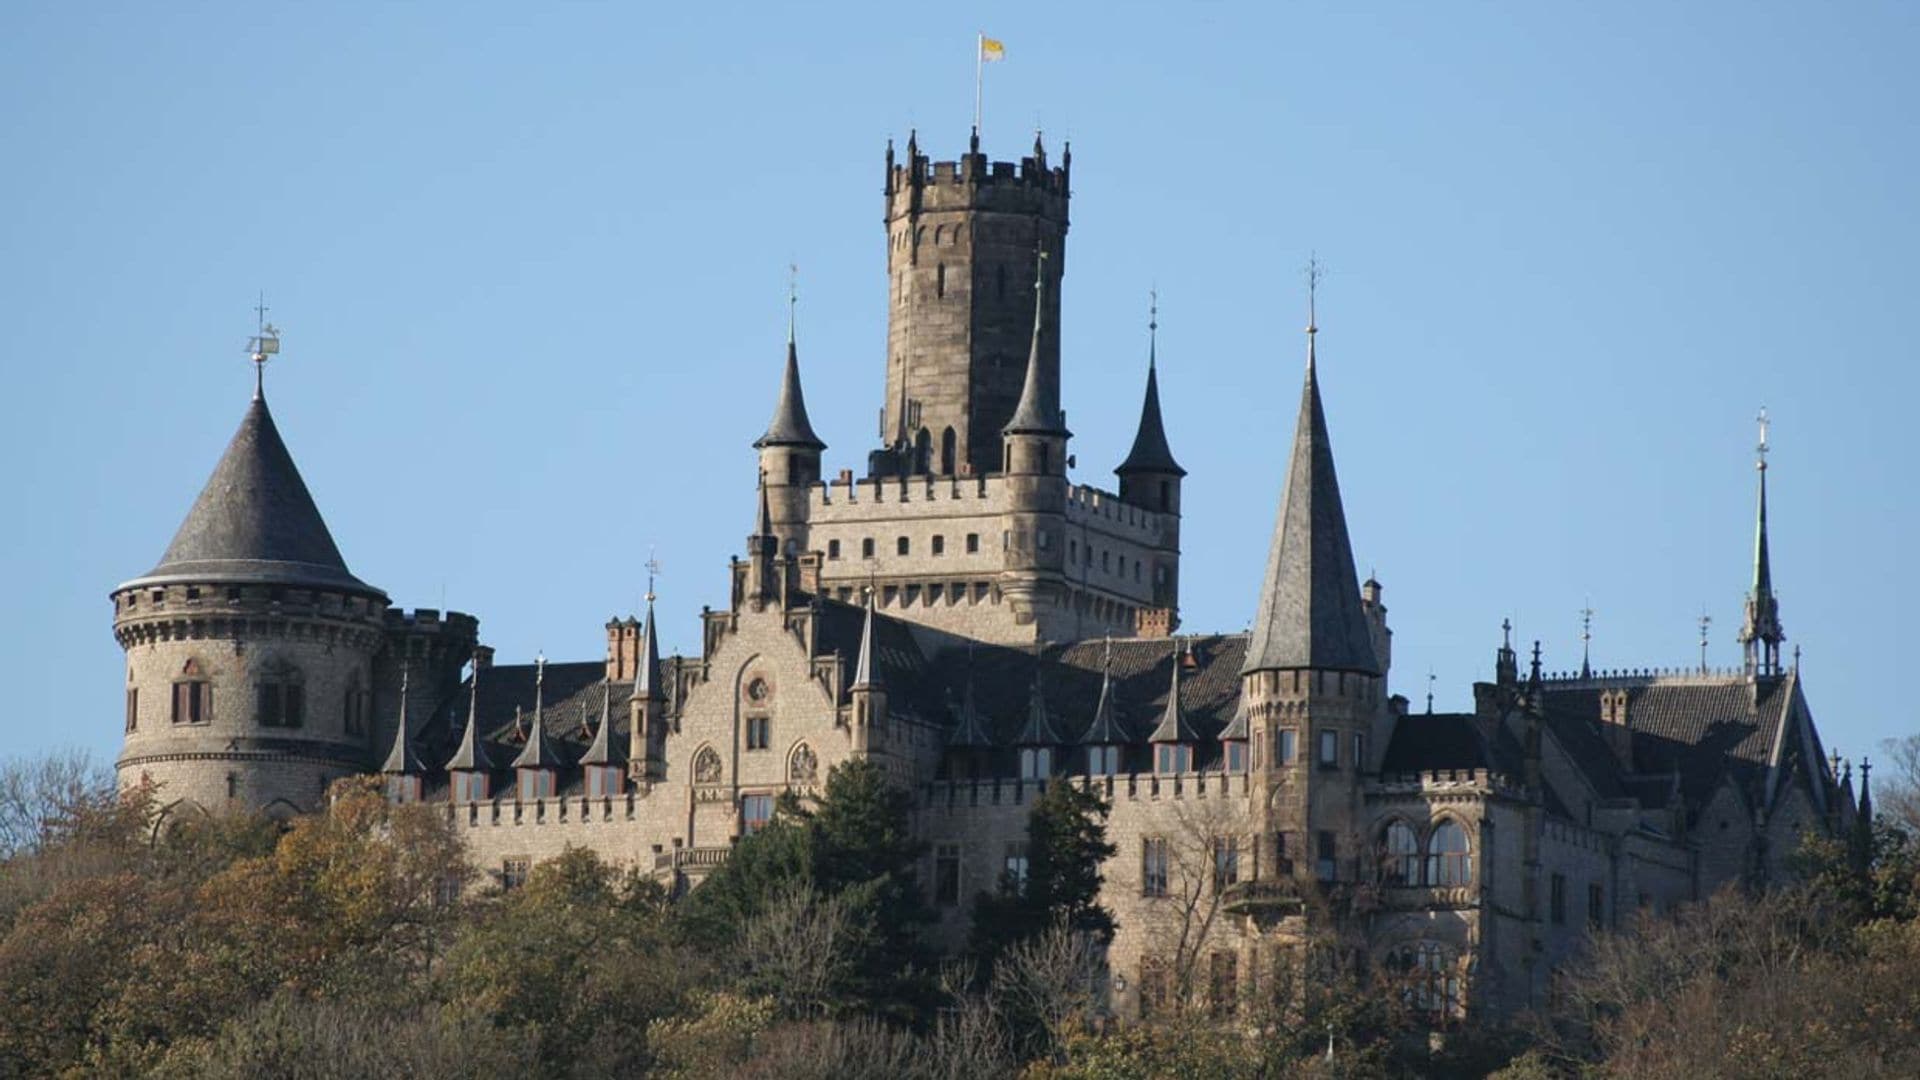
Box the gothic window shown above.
[741,793,774,834]
[1138,960,1170,1017]
[172,659,213,725]
[1426,820,1472,887]
[254,658,305,729]
[1387,943,1463,1026]
[940,427,956,474]
[746,716,771,751]
[1001,841,1030,892]
[1213,836,1241,891]
[934,843,962,905]
[343,675,368,737]
[694,746,723,784]
[789,743,818,785]
[1383,821,1421,885]
[915,428,933,473]
[1275,831,1296,875]
[1316,831,1338,882]
[502,856,530,891]
[1142,837,1170,897]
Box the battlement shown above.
[920,769,1252,810]
[887,143,1068,200]
[1537,666,1754,689]
[382,607,480,637]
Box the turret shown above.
[1079,638,1126,776]
[579,678,626,797]
[848,589,887,752]
[1014,649,1061,779]
[1238,272,1382,891]
[1149,641,1200,774]
[628,591,667,783]
[997,256,1071,627]
[510,653,564,800]
[878,130,1070,477]
[112,328,390,818]
[755,290,824,556]
[446,665,493,802]
[1739,408,1786,677]
[1115,298,1185,516]
[379,664,425,803]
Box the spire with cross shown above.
[1580,601,1595,679]
[246,293,281,400]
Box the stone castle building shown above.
[113,130,1865,1020]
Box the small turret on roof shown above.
[1149,641,1201,744]
[1003,251,1071,439]
[445,659,494,772]
[1015,648,1062,747]
[578,678,625,767]
[634,594,663,702]
[1080,637,1127,745]
[946,654,994,749]
[511,653,560,769]
[851,587,880,693]
[754,286,826,452]
[380,665,425,774]
[1116,296,1185,479]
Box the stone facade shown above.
[113,130,1862,1025]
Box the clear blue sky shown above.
[3,3,1914,770]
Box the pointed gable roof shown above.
[850,590,880,692]
[445,666,494,772]
[512,658,563,769]
[1015,652,1062,746]
[1115,355,1184,477]
[946,656,994,749]
[578,680,625,766]
[634,597,664,702]
[1149,642,1202,743]
[126,395,381,596]
[380,667,424,774]
[1242,335,1379,676]
[1080,639,1127,744]
[1003,256,1071,438]
[753,316,826,451]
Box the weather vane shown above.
[1698,611,1713,673]
[1580,601,1596,677]
[247,292,281,399]
[645,548,661,604]
[787,262,799,338]
[1305,254,1323,334]
[1755,405,1770,471]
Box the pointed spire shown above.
[579,678,625,766]
[381,664,424,774]
[1016,646,1061,746]
[946,651,993,749]
[1242,266,1379,676]
[1150,640,1201,743]
[634,592,663,702]
[1081,637,1126,744]
[755,475,774,538]
[754,274,826,452]
[1740,407,1785,675]
[1116,291,1186,478]
[1003,248,1070,438]
[1859,757,1874,823]
[125,390,381,596]
[445,656,493,772]
[851,586,880,692]
[512,653,555,769]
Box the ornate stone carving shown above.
[694,746,722,784]
[789,743,818,785]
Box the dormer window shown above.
[517,769,556,801]
[387,774,423,803]
[1088,744,1120,776]
[1020,747,1052,780]
[1156,744,1192,775]
[586,765,624,798]
[452,772,490,803]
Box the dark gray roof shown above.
[753,336,825,451]
[1242,355,1378,675]
[1080,644,1127,744]
[124,395,382,596]
[1115,360,1185,477]
[1002,268,1070,438]
[1381,713,1491,774]
[1148,647,1202,743]
[577,681,626,766]
[381,678,426,774]
[1015,663,1063,746]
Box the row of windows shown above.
[827,533,982,560]
[1380,821,1473,887]
[126,667,370,736]
[429,762,631,807]
[1249,728,1368,771]
[1547,872,1607,928]
[1067,538,1152,584]
[830,581,995,609]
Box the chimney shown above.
[605,618,639,681]
[1600,688,1633,769]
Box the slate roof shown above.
[125,395,382,596]
[1115,359,1185,477]
[1381,713,1492,774]
[753,334,826,451]
[910,634,1247,748]
[1002,268,1070,438]
[1243,354,1378,676]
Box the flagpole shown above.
[974,32,983,136]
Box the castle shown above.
[112,130,1865,1020]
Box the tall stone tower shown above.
[1240,304,1386,901]
[112,377,388,818]
[875,130,1069,477]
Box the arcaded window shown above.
[1426,820,1472,886]
[1382,821,1421,885]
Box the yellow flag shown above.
[981,36,1006,62]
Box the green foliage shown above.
[971,781,1117,965]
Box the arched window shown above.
[940,427,957,475]
[254,657,305,729]
[915,428,933,474]
[1427,820,1472,886]
[1386,942,1463,1025]
[936,263,947,299]
[1382,821,1421,885]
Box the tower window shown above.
[897,536,910,556]
[828,539,841,560]
[862,537,875,559]
[171,679,212,726]
[934,843,962,906]
[1278,728,1297,765]
[932,535,945,556]
[936,263,946,299]
[1318,730,1338,768]
[966,533,980,554]
[1142,837,1170,897]
[125,688,138,732]
[1316,831,1338,881]
[256,683,305,728]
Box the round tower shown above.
[754,297,825,557]
[879,130,1069,476]
[113,371,388,819]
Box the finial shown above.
[645,548,661,605]
[1579,601,1595,678]
[536,650,546,680]
[786,263,799,346]
[247,293,281,401]
[1698,611,1713,673]
[1830,748,1842,778]
[1304,255,1323,371]
[1530,640,1543,683]
[1793,644,1802,670]
[1426,670,1436,714]
[1501,617,1513,649]
[1756,405,1771,472]
[1147,287,1159,368]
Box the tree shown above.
[970,780,1117,964]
